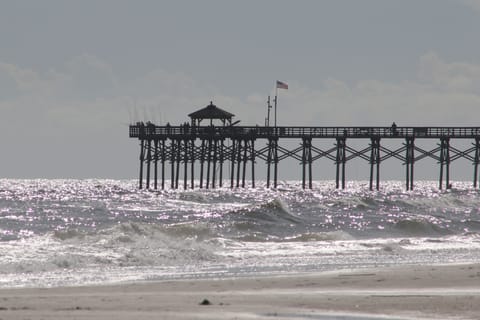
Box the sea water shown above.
[1,179,480,288]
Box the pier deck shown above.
[130,125,480,139]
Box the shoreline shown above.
[0,263,479,319]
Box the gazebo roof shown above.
[188,101,235,120]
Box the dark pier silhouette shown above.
[129,102,480,191]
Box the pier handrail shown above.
[129,125,480,139]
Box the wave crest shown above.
[233,198,301,223]
[285,231,354,242]
[393,219,450,236]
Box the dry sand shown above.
[0,263,479,319]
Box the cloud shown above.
[460,0,480,12]
[1,51,480,178]
[0,63,21,99]
[419,51,480,92]
[0,55,115,110]
[0,63,44,100]
[63,53,117,99]
[2,51,480,129]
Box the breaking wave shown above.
[392,219,452,237]
[0,222,220,278]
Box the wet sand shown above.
[0,263,479,319]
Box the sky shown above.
[1,0,480,181]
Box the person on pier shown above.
[391,122,398,136]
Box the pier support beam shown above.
[145,140,152,189]
[183,139,188,190]
[266,139,271,188]
[369,137,381,191]
[153,140,159,190]
[335,137,346,189]
[439,137,451,190]
[266,138,279,188]
[242,139,248,188]
[274,140,279,188]
[250,139,256,188]
[175,139,181,189]
[219,139,224,188]
[474,138,480,188]
[302,137,313,189]
[190,139,195,189]
[200,139,206,189]
[161,139,166,190]
[405,137,415,191]
[206,139,212,189]
[212,139,218,188]
[236,139,242,188]
[170,139,175,189]
[139,139,145,189]
[230,139,237,188]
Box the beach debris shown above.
[199,298,211,306]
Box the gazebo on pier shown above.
[188,101,235,126]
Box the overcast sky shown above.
[1,0,480,181]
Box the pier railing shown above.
[129,125,480,139]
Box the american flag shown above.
[276,80,288,90]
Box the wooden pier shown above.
[129,102,480,190]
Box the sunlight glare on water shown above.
[1,179,480,287]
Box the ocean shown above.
[1,179,480,288]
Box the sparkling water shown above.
[1,179,480,288]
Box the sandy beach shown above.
[0,263,478,320]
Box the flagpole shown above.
[274,85,278,129]
[267,96,271,127]
[273,80,288,130]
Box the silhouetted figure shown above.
[137,121,145,136]
[166,122,171,134]
[391,122,398,136]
